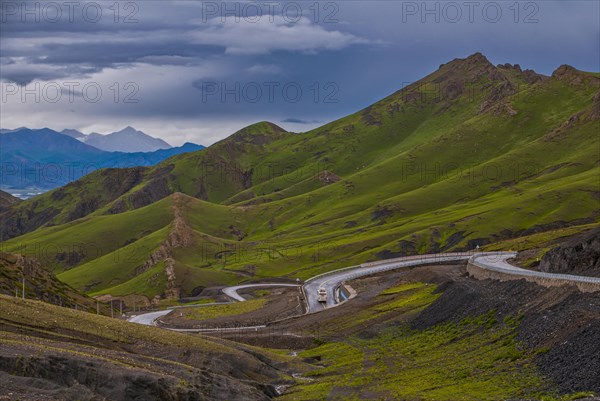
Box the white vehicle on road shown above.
[317,288,327,302]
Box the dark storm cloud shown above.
[0,0,369,84]
[1,1,215,83]
[0,62,102,85]
[0,0,598,146]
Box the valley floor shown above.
[160,262,600,400]
[1,262,599,400]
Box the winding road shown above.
[128,302,230,325]
[304,252,476,312]
[128,309,171,325]
[129,284,300,326]
[129,251,600,326]
[222,283,300,302]
[470,252,600,284]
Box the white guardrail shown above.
[470,252,600,284]
[311,251,600,301]
[305,252,475,284]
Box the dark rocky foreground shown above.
[412,277,600,394]
[412,229,600,394]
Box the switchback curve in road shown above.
[129,252,600,326]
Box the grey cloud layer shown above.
[1,2,370,84]
[0,1,598,146]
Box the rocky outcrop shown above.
[586,89,600,121]
[539,227,600,277]
[552,65,587,84]
[497,63,546,84]
[315,170,341,185]
[163,258,180,299]
[135,193,194,300]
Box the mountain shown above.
[1,52,598,401]
[1,126,105,160]
[82,126,172,152]
[0,127,27,134]
[0,53,598,300]
[60,128,87,140]
[0,128,204,191]
[0,190,21,211]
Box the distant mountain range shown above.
[0,128,204,194]
[2,126,173,153]
[60,126,172,152]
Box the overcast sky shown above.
[1,0,598,146]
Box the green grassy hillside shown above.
[0,295,294,400]
[1,53,598,300]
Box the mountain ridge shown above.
[83,126,173,152]
[1,53,598,301]
[3,126,176,153]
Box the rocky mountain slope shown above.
[0,190,20,209]
[1,53,598,302]
[539,227,600,277]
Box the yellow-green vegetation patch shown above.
[373,284,438,313]
[156,298,216,308]
[280,284,579,401]
[379,282,432,296]
[182,298,267,321]
[321,282,440,333]
[253,289,271,297]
